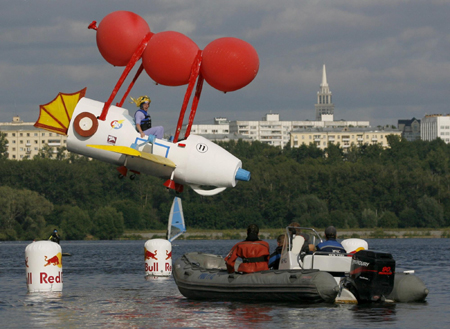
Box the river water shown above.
[0,238,448,328]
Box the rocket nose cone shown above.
[235,168,251,182]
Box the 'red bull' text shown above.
[40,271,63,284]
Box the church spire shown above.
[315,64,334,121]
[321,64,328,88]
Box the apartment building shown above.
[0,116,67,160]
[290,126,402,150]
[398,118,421,141]
[421,114,450,143]
[228,113,369,149]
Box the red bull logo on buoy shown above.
[145,248,158,260]
[44,253,62,268]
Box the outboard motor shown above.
[344,250,395,303]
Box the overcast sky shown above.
[1,0,449,134]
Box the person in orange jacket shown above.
[225,224,270,274]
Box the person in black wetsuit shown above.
[48,229,60,244]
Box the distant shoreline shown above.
[124,228,450,240]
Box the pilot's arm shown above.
[136,123,145,138]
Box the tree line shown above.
[0,132,449,240]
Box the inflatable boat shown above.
[173,252,339,303]
[173,227,429,304]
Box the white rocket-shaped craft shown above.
[35,89,250,196]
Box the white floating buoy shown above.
[25,241,63,292]
[144,239,172,279]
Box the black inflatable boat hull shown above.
[173,252,339,303]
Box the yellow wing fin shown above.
[34,88,87,135]
[86,144,176,168]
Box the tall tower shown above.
[315,65,334,121]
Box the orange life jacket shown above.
[225,240,270,273]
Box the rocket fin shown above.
[86,144,176,168]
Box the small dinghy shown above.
[173,252,339,303]
[173,226,428,304]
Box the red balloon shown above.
[96,11,151,66]
[201,37,259,92]
[142,31,199,86]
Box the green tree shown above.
[329,210,353,229]
[59,205,92,240]
[111,199,145,230]
[291,194,328,219]
[417,195,444,227]
[0,132,8,159]
[35,144,51,159]
[55,146,67,160]
[309,212,330,228]
[378,211,399,228]
[398,207,420,228]
[91,206,125,240]
[360,208,378,228]
[324,143,344,164]
[0,186,53,240]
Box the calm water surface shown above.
[0,238,448,328]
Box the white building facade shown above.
[421,114,450,143]
[0,116,67,160]
[290,126,402,150]
[188,117,230,135]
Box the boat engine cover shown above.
[349,250,396,302]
